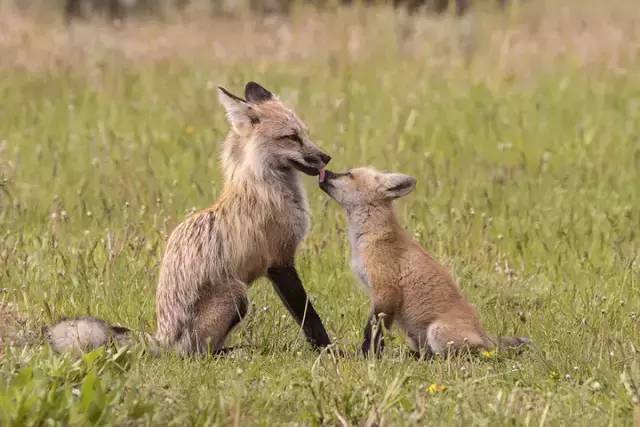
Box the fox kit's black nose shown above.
[319,153,331,165]
[323,170,336,181]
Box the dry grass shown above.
[1,0,638,78]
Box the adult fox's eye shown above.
[279,134,303,145]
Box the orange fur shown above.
[321,167,528,357]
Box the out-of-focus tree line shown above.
[60,0,515,22]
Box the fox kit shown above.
[47,82,333,355]
[320,167,528,358]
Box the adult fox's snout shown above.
[291,150,331,177]
[301,153,331,170]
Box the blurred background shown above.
[1,1,639,424]
[1,0,637,74]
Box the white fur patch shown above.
[348,228,371,293]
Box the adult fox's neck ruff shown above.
[47,82,333,355]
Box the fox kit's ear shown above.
[382,173,417,199]
[245,81,273,104]
[217,86,258,136]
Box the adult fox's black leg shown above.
[268,264,331,350]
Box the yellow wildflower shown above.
[427,383,446,394]
[481,350,497,359]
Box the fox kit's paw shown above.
[496,336,531,348]
[321,343,347,358]
[492,336,532,355]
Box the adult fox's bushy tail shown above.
[44,317,137,354]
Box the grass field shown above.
[1,0,639,425]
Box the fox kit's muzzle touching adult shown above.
[47,82,334,355]
[319,167,528,358]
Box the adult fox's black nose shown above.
[319,153,331,165]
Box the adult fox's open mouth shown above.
[290,159,325,177]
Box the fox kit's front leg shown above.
[361,309,395,357]
[362,288,400,357]
[267,264,331,349]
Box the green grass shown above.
[1,2,640,425]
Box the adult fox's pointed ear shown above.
[245,81,273,104]
[217,86,259,136]
[382,173,416,199]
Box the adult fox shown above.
[47,82,334,355]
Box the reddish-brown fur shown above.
[154,82,332,354]
[320,167,528,357]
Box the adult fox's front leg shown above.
[267,264,331,350]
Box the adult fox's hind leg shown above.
[188,281,249,355]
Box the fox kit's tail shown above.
[493,336,531,351]
[44,317,132,354]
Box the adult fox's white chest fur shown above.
[46,82,333,355]
[320,167,529,358]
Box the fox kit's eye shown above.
[347,171,353,179]
[279,133,303,146]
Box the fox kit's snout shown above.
[322,166,529,358]
[320,168,416,207]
